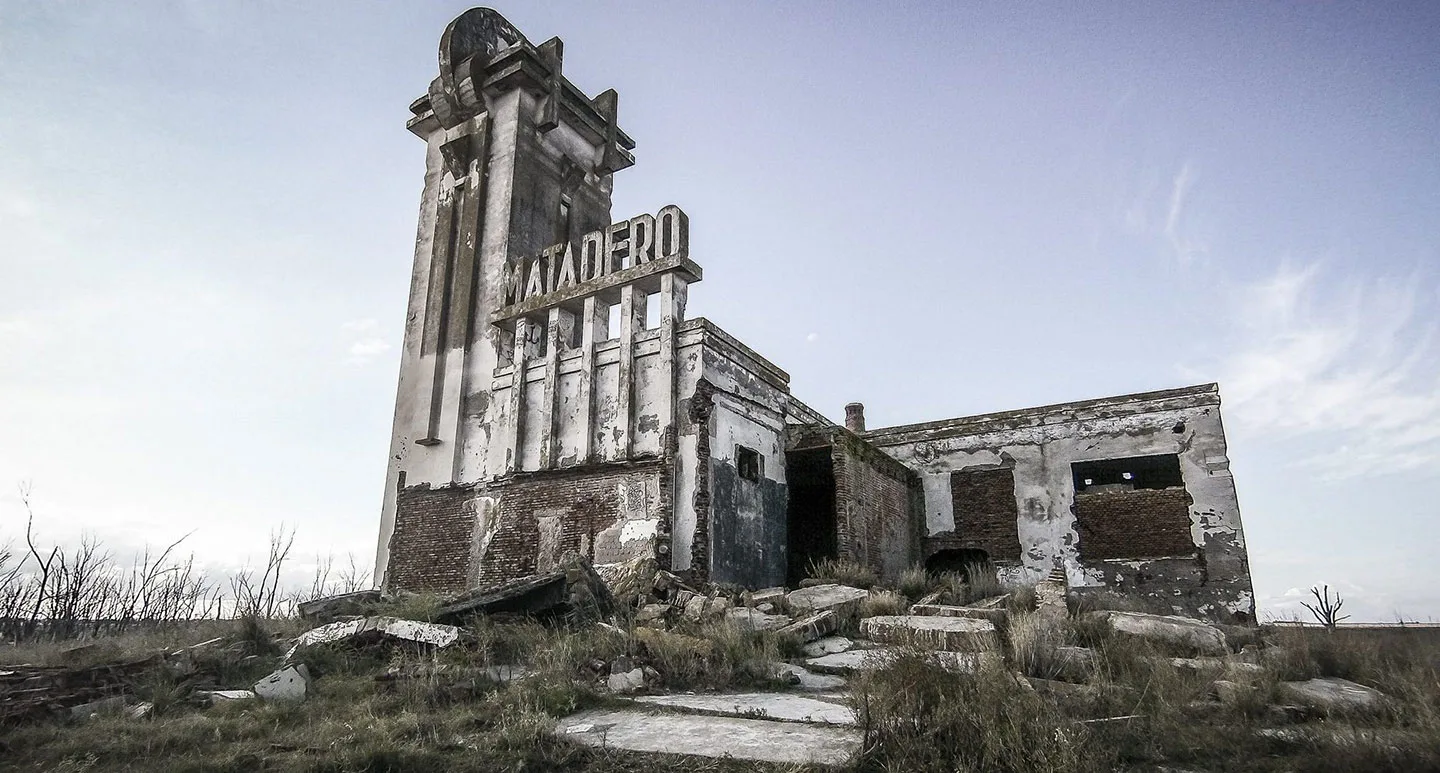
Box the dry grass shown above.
[860,590,907,619]
[803,557,877,590]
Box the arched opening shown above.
[924,548,992,582]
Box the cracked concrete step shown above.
[632,692,855,725]
[557,708,860,766]
[804,646,998,675]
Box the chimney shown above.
[844,402,866,433]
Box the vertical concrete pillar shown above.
[503,316,531,473]
[616,286,646,458]
[538,307,563,468]
[576,296,604,463]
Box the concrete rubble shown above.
[786,584,869,623]
[859,615,1001,652]
[1278,677,1388,715]
[435,553,614,625]
[254,664,311,702]
[559,708,861,766]
[910,603,1008,626]
[801,635,853,658]
[776,610,837,642]
[295,590,384,623]
[285,616,460,660]
[805,646,994,675]
[1086,610,1229,656]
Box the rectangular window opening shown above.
[645,292,661,330]
[1071,454,1183,493]
[736,445,761,481]
[606,303,621,341]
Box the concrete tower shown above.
[374,8,636,584]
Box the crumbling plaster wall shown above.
[863,385,1253,621]
[672,320,792,587]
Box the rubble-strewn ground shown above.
[3,561,1439,772]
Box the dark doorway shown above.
[924,548,992,581]
[786,447,836,585]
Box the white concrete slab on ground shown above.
[633,692,855,725]
[859,615,1000,652]
[558,708,860,766]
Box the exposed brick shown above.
[387,484,474,594]
[947,468,1022,561]
[1074,487,1195,560]
[832,432,920,581]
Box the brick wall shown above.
[475,460,666,587]
[386,460,667,594]
[832,432,920,583]
[948,468,1022,561]
[1074,487,1195,560]
[387,484,475,594]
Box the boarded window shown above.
[1072,454,1194,560]
[947,468,1021,561]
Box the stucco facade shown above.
[374,9,1255,622]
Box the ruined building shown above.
[374,8,1255,622]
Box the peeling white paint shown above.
[620,518,660,543]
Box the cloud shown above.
[342,319,390,364]
[1204,261,1440,478]
[805,332,818,343]
[1164,162,1203,263]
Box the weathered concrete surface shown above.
[633,693,855,725]
[1278,677,1387,715]
[254,664,310,702]
[296,590,383,622]
[787,584,868,621]
[804,647,994,675]
[770,662,847,692]
[909,604,1008,626]
[725,607,791,631]
[558,708,859,766]
[1087,611,1228,656]
[286,617,459,660]
[776,610,837,642]
[859,615,1000,652]
[801,635,853,658]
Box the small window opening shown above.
[736,446,761,481]
[606,303,621,341]
[556,196,572,244]
[645,292,661,329]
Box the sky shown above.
[2,2,1438,622]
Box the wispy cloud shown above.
[1205,261,1440,478]
[1164,161,1203,263]
[342,319,390,365]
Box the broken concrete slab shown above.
[801,635,853,659]
[776,610,837,643]
[633,692,855,725]
[296,590,383,622]
[786,584,868,623]
[596,555,658,607]
[558,708,859,766]
[744,587,787,609]
[1278,677,1387,715]
[436,552,614,624]
[1086,610,1228,656]
[725,607,791,632]
[769,662,847,693]
[199,689,257,703]
[286,616,460,660]
[804,647,993,675]
[69,695,126,719]
[859,615,1000,652]
[683,594,732,622]
[909,604,1008,627]
[254,664,311,702]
